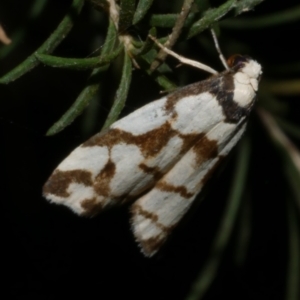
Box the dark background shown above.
[1,1,299,299]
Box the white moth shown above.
[43,36,262,257]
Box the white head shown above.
[227,55,262,91]
[224,55,262,109]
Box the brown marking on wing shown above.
[138,132,207,178]
[195,120,246,189]
[138,214,182,256]
[179,132,204,155]
[43,169,93,198]
[165,77,217,113]
[156,181,194,198]
[132,204,176,232]
[133,214,175,256]
[192,136,219,166]
[82,122,178,158]
[132,203,159,223]
[165,69,250,124]
[82,128,123,148]
[134,122,176,157]
[93,159,116,197]
[138,163,164,181]
[81,197,103,217]
[132,204,180,256]
[81,74,238,161]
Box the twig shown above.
[150,0,195,72]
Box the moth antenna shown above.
[148,35,218,75]
[210,28,229,70]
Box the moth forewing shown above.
[43,46,262,256]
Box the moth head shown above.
[227,54,262,91]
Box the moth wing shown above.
[43,79,227,217]
[43,97,171,215]
[131,120,247,257]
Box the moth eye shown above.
[227,54,249,69]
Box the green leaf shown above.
[102,50,133,129]
[0,0,84,84]
[234,0,264,15]
[187,0,236,39]
[131,27,157,56]
[35,45,123,70]
[46,19,117,135]
[149,13,196,29]
[119,0,137,33]
[141,49,177,91]
[133,0,154,25]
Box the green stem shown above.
[46,19,117,135]
[35,45,123,70]
[187,0,236,39]
[102,50,133,129]
[0,0,84,84]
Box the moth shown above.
[43,35,262,257]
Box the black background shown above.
[1,1,299,299]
